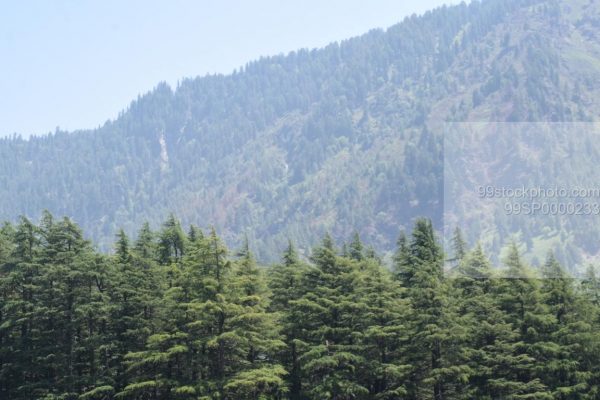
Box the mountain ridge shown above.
[3,0,594,263]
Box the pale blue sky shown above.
[0,0,457,137]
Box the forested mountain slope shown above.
[2,0,598,261]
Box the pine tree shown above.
[393,231,410,284]
[268,240,308,399]
[495,242,551,398]
[36,216,105,397]
[348,232,364,261]
[122,226,287,399]
[108,226,162,394]
[119,226,208,399]
[354,257,411,398]
[269,240,305,311]
[0,223,13,398]
[157,215,186,265]
[399,218,469,400]
[534,253,589,398]
[0,217,41,398]
[115,229,131,264]
[452,244,528,398]
[580,265,600,398]
[222,240,287,399]
[581,265,600,307]
[187,224,203,244]
[289,234,369,399]
[133,222,155,261]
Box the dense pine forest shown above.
[1,212,599,399]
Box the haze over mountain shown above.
[2,0,599,262]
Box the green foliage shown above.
[1,212,600,399]
[4,1,600,399]
[0,0,552,263]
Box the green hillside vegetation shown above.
[1,212,600,399]
[5,0,597,261]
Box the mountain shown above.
[2,0,599,263]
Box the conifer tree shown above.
[122,225,286,399]
[109,227,161,394]
[399,218,469,399]
[0,223,13,397]
[581,265,600,307]
[495,242,551,398]
[222,239,287,399]
[289,234,369,399]
[268,240,308,399]
[157,215,186,265]
[393,231,410,284]
[453,244,527,398]
[1,217,41,398]
[133,222,155,261]
[187,224,202,244]
[580,265,600,398]
[354,258,411,398]
[115,229,131,264]
[534,253,589,398]
[348,232,364,261]
[269,240,306,312]
[36,216,105,397]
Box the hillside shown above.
[2,0,598,262]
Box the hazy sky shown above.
[1,0,458,137]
